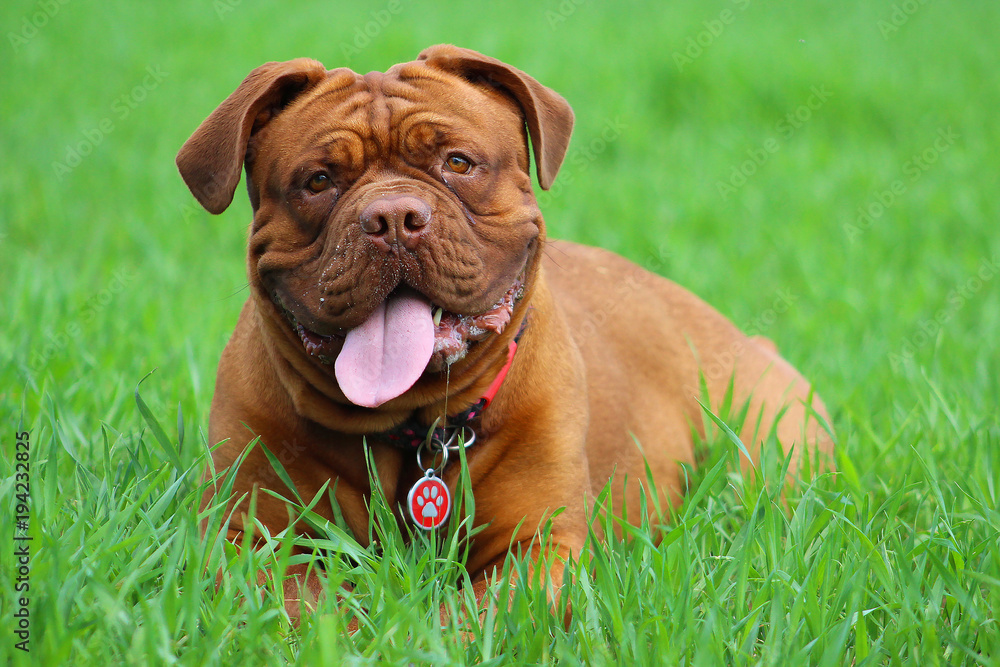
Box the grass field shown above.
[2,0,999,664]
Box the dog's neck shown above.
[250,284,533,438]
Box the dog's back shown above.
[543,240,833,515]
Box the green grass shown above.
[2,0,999,664]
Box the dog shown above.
[176,44,833,619]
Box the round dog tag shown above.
[407,469,451,530]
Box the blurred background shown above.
[2,0,998,453]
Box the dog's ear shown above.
[417,44,574,190]
[176,59,328,214]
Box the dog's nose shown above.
[360,195,432,250]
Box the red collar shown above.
[377,338,519,450]
[480,339,517,409]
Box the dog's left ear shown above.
[418,44,574,190]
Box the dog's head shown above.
[177,45,574,408]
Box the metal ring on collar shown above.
[416,439,448,473]
[441,426,476,451]
[416,426,477,472]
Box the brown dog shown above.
[177,44,832,618]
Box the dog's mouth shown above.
[427,279,524,366]
[278,275,524,407]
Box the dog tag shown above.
[407,469,451,530]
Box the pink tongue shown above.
[334,290,435,408]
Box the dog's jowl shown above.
[177,44,833,619]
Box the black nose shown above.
[359,195,432,251]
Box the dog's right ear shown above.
[176,59,328,214]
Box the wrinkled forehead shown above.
[262,60,526,157]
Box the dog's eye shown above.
[445,155,473,174]
[306,173,332,193]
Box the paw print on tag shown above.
[417,484,444,517]
[407,473,451,530]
